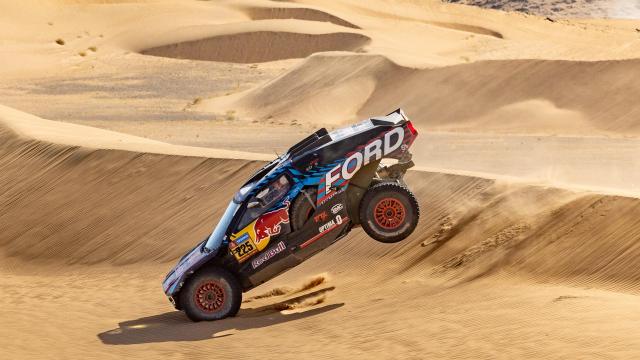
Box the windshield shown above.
[235,175,291,231]
[204,200,241,252]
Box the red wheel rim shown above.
[373,197,406,230]
[194,280,225,312]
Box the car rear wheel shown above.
[180,267,242,322]
[359,182,419,243]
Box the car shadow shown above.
[98,298,343,345]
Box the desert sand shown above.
[2,0,640,359]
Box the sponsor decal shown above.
[229,236,256,260]
[254,201,290,245]
[300,215,349,249]
[313,211,328,223]
[235,233,250,244]
[318,214,343,233]
[230,202,290,263]
[331,203,344,214]
[324,127,404,195]
[251,241,286,269]
[317,187,345,207]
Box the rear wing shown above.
[370,108,408,125]
[286,127,330,156]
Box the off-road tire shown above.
[359,182,419,243]
[180,267,242,322]
[291,189,315,230]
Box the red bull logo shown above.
[254,201,290,244]
[230,201,290,262]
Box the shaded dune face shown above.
[429,21,503,39]
[0,125,263,266]
[141,32,371,63]
[245,7,361,29]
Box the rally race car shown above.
[162,109,420,321]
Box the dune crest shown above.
[245,6,361,29]
[0,105,271,161]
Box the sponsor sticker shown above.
[230,202,290,262]
[301,215,349,249]
[324,127,404,195]
[235,233,250,244]
[314,211,328,223]
[331,203,344,214]
[318,214,343,233]
[230,237,256,261]
[318,187,345,206]
[254,202,290,245]
[251,241,286,269]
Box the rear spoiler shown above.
[286,127,330,156]
[371,108,408,125]
[387,108,408,120]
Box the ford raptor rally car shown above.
[163,109,420,321]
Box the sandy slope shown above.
[2,0,640,359]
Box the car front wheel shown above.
[179,267,242,322]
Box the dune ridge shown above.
[245,6,361,29]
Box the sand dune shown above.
[0,105,272,160]
[3,112,640,358]
[202,54,397,125]
[361,58,640,134]
[6,119,640,285]
[203,54,640,134]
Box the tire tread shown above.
[359,181,420,243]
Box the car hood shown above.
[162,242,212,296]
